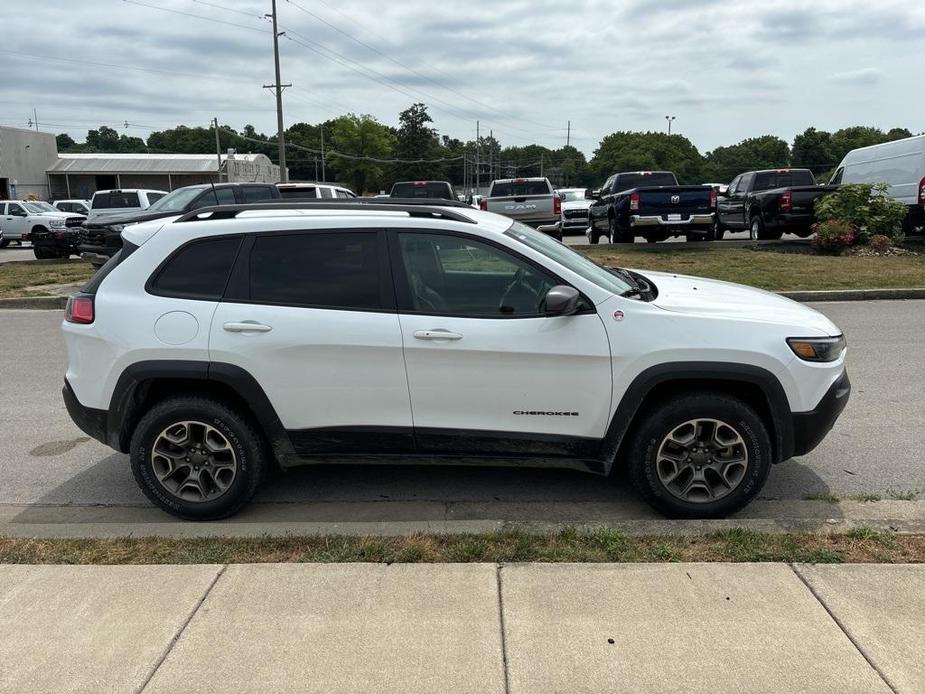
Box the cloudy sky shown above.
[3,0,923,156]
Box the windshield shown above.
[503,221,633,295]
[614,173,677,191]
[146,187,206,213]
[390,182,454,199]
[24,202,57,213]
[561,190,586,202]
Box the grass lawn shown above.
[0,259,94,299]
[1,528,922,565]
[578,245,925,291]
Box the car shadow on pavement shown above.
[8,452,843,528]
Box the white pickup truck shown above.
[1,200,83,248]
[480,177,562,238]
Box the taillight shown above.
[554,195,561,216]
[65,295,95,324]
[779,190,792,212]
[630,192,640,211]
[710,189,717,208]
[919,176,925,205]
[479,199,487,211]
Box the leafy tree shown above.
[393,103,442,180]
[791,127,834,175]
[55,133,77,151]
[590,132,703,184]
[702,135,790,183]
[85,126,121,152]
[328,114,396,194]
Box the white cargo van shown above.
[830,135,925,232]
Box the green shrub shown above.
[815,183,908,244]
[812,220,857,252]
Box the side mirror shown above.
[545,285,581,316]
[586,188,600,200]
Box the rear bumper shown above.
[767,212,814,232]
[63,379,109,446]
[630,213,714,227]
[790,370,850,457]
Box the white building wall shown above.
[0,126,58,199]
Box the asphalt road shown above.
[0,301,922,530]
[0,244,35,263]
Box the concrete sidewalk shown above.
[1,563,922,693]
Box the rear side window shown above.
[488,180,550,197]
[278,186,316,199]
[248,232,381,310]
[319,187,333,198]
[242,186,275,203]
[150,236,242,299]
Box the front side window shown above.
[248,232,381,310]
[147,187,205,213]
[9,204,27,216]
[150,236,242,299]
[25,202,56,213]
[192,188,235,209]
[398,232,558,317]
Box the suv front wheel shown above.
[628,393,771,518]
[130,396,266,520]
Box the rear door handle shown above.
[413,329,463,341]
[223,321,272,333]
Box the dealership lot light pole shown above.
[665,115,676,135]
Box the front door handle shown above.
[413,329,463,341]
[223,321,272,333]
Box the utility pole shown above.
[475,120,480,195]
[488,129,493,181]
[320,126,326,182]
[540,152,544,177]
[213,117,223,183]
[566,120,570,148]
[33,108,39,132]
[264,0,290,182]
[314,155,318,181]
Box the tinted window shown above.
[242,186,275,203]
[278,186,316,199]
[829,168,844,185]
[398,233,556,317]
[752,170,815,191]
[728,175,741,194]
[249,232,381,309]
[146,192,166,205]
[319,187,333,199]
[336,189,355,198]
[92,192,141,209]
[151,236,242,299]
[488,180,550,197]
[612,173,677,191]
[192,187,235,208]
[9,204,27,216]
[390,182,455,199]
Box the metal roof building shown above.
[47,152,282,200]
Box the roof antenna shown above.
[209,179,220,205]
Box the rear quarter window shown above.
[148,236,243,300]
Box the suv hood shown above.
[638,270,840,335]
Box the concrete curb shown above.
[0,296,68,310]
[780,288,925,302]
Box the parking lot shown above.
[1,301,922,535]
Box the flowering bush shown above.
[812,220,857,252]
[815,183,908,245]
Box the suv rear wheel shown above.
[628,393,771,518]
[130,396,266,520]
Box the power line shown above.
[122,0,269,33]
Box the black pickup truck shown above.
[717,168,837,240]
[78,182,280,262]
[586,171,717,243]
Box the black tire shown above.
[750,215,783,241]
[627,392,772,518]
[609,215,632,244]
[130,396,267,520]
[0,239,9,248]
[33,247,53,260]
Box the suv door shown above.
[210,229,413,455]
[391,230,612,455]
[718,175,741,227]
[4,203,29,238]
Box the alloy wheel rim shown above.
[655,418,749,503]
[151,421,238,502]
[750,220,759,240]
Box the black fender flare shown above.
[107,360,295,463]
[598,362,794,469]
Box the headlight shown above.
[787,336,846,362]
[49,218,66,228]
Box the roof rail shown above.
[174,198,477,224]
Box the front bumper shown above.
[630,213,714,227]
[790,369,850,457]
[63,379,108,446]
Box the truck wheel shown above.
[750,216,784,241]
[33,247,53,260]
[609,216,632,243]
[0,239,9,248]
[130,395,267,520]
[628,392,772,518]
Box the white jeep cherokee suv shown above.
[61,200,850,520]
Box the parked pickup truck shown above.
[480,177,562,238]
[587,171,716,243]
[1,200,84,257]
[78,182,280,262]
[717,169,837,240]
